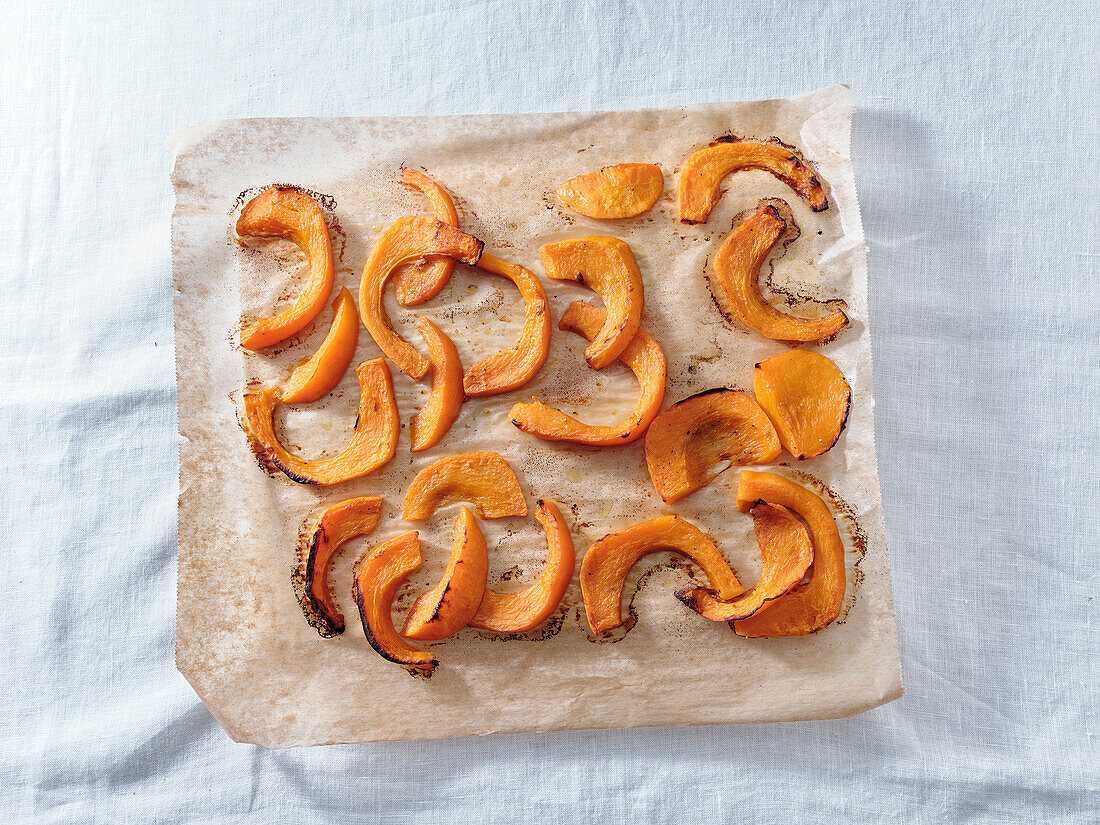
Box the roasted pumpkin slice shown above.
[579,515,743,636]
[359,216,483,379]
[236,187,335,350]
[676,502,813,622]
[392,168,461,306]
[300,496,383,636]
[644,389,781,504]
[463,253,552,397]
[401,507,489,641]
[354,532,438,675]
[282,287,360,404]
[540,237,643,369]
[402,451,527,520]
[753,350,851,459]
[409,317,464,452]
[556,163,664,219]
[509,302,666,447]
[470,499,575,633]
[677,139,828,224]
[242,358,398,485]
[730,470,845,637]
[713,205,848,342]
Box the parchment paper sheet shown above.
[171,85,901,748]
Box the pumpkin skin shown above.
[712,205,848,343]
[579,515,743,636]
[644,389,781,503]
[409,317,464,453]
[677,139,828,224]
[676,502,813,622]
[753,350,851,459]
[354,532,438,675]
[282,287,360,404]
[557,163,664,219]
[236,187,336,350]
[402,452,527,521]
[392,168,461,306]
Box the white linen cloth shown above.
[1,1,1095,822]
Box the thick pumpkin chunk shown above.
[359,216,483,379]
[354,532,438,675]
[282,287,360,404]
[471,499,575,633]
[242,358,398,485]
[509,302,666,447]
[676,502,813,622]
[409,317,464,452]
[753,350,851,459]
[401,507,489,641]
[402,451,527,521]
[236,187,335,350]
[463,253,551,397]
[392,168,461,306]
[730,470,846,637]
[677,139,828,224]
[713,205,848,342]
[540,237,643,369]
[579,515,742,636]
[557,163,664,219]
[300,496,383,636]
[644,389,781,503]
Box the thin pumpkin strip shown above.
[282,287,360,404]
[236,187,336,350]
[463,252,551,397]
[359,216,483,379]
[580,515,743,636]
[402,451,527,521]
[730,470,846,637]
[540,237,643,369]
[676,502,813,622]
[401,507,489,641]
[644,389,781,504]
[470,499,575,633]
[242,358,398,485]
[509,301,666,447]
[392,168,461,306]
[713,205,848,342]
[409,317,464,452]
[354,532,438,675]
[678,138,828,224]
[753,349,851,459]
[300,496,383,636]
[557,163,664,219]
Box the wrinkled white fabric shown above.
[0,1,1095,822]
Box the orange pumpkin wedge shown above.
[242,358,398,485]
[236,187,335,350]
[730,470,846,637]
[540,237,643,369]
[463,252,552,397]
[392,168,461,306]
[644,389,781,503]
[753,350,851,459]
[354,532,438,675]
[359,216,483,379]
[282,287,360,404]
[557,163,664,219]
[676,502,813,622]
[678,138,828,224]
[300,496,383,636]
[403,451,527,521]
[409,317,464,452]
[580,515,743,636]
[713,205,848,342]
[401,507,489,641]
[470,499,575,633]
[509,302,666,447]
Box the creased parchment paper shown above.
[170,85,901,748]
